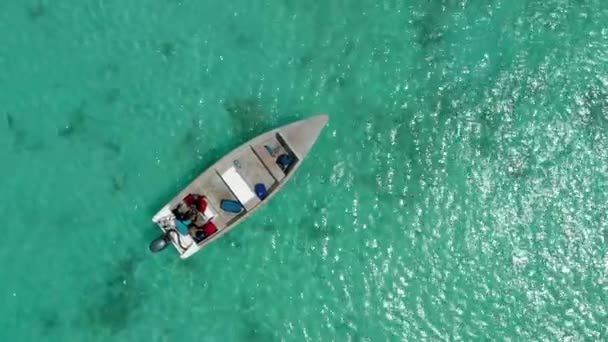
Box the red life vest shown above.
[203,222,217,236]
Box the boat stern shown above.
[151,205,199,258]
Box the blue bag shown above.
[220,199,243,213]
[255,183,268,200]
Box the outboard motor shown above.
[149,233,170,253]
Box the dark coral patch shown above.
[58,103,88,138]
[82,255,144,334]
[26,2,47,20]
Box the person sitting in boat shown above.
[193,221,218,243]
[183,193,208,213]
[170,203,195,235]
[172,203,191,220]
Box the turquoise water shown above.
[1,0,608,340]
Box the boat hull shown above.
[150,114,329,259]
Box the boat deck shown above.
[157,132,297,253]
[151,115,328,259]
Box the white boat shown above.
[149,114,329,259]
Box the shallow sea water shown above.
[1,0,607,341]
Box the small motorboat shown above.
[149,114,329,259]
